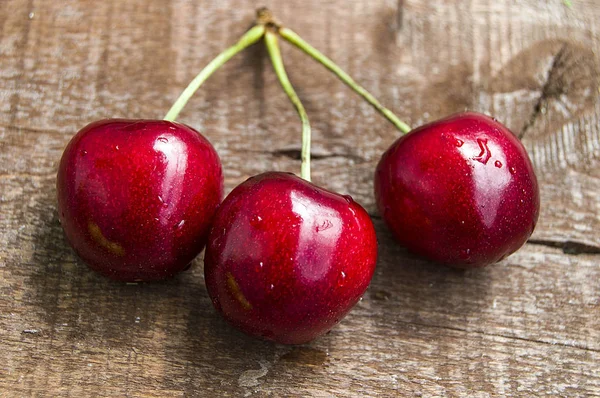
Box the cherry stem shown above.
[278,27,411,134]
[264,30,312,182]
[164,25,266,122]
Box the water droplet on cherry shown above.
[455,139,464,147]
[460,248,471,259]
[174,220,185,230]
[495,160,502,168]
[250,214,263,227]
[157,137,168,143]
[337,271,347,287]
[316,219,333,232]
[509,167,517,175]
[342,195,353,204]
[473,138,491,164]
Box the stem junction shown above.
[163,8,412,182]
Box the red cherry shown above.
[57,119,223,281]
[375,112,540,268]
[204,172,378,344]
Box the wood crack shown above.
[519,44,567,139]
[0,123,63,136]
[368,216,600,256]
[396,0,405,31]
[270,148,366,162]
[527,239,600,255]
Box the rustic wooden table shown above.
[1,1,599,396]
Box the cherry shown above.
[375,112,540,268]
[204,172,378,344]
[201,29,377,344]
[55,24,267,281]
[57,119,222,281]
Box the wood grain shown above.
[1,0,599,396]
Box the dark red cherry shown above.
[375,112,540,268]
[57,119,223,281]
[204,172,378,344]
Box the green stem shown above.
[264,30,312,182]
[164,25,266,121]
[279,27,411,134]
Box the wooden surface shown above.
[1,0,599,396]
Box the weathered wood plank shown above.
[1,0,599,396]
[1,219,599,397]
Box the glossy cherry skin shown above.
[57,119,223,281]
[375,112,540,268]
[204,172,378,344]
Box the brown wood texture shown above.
[1,0,599,396]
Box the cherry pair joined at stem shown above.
[162,7,538,270]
